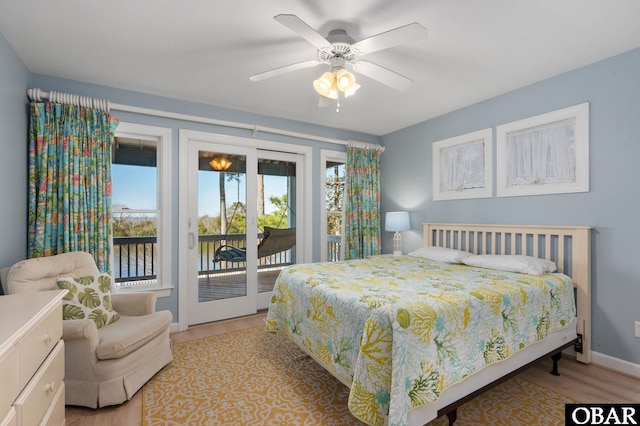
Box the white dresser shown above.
[0,290,66,426]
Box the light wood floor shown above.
[66,313,640,426]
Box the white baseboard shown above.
[592,350,640,379]
[169,322,179,333]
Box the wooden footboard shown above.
[423,223,591,364]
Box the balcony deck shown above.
[198,268,282,302]
[113,233,342,301]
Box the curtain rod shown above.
[348,140,385,153]
[26,88,379,147]
[27,88,111,112]
[113,103,353,146]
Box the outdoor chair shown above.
[214,226,296,262]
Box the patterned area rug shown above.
[142,326,574,425]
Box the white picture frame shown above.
[432,128,493,200]
[496,102,589,197]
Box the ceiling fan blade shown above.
[351,23,427,56]
[352,60,414,91]
[250,60,322,82]
[274,14,333,51]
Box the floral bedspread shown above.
[265,255,576,426]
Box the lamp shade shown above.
[385,211,411,232]
[344,82,360,98]
[335,69,357,92]
[313,72,338,99]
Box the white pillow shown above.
[462,255,557,275]
[408,246,472,264]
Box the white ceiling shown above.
[2,0,640,136]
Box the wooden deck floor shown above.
[198,268,283,302]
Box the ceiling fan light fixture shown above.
[335,69,357,92]
[209,156,232,171]
[327,79,339,100]
[313,72,334,93]
[313,72,339,99]
[314,68,358,101]
[344,82,361,98]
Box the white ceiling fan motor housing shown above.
[317,29,357,64]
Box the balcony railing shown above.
[327,235,342,261]
[113,234,343,283]
[113,236,157,282]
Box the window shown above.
[112,123,172,296]
[432,128,493,200]
[497,102,589,197]
[320,149,346,261]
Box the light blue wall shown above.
[0,32,30,271]
[3,27,638,365]
[381,48,640,365]
[17,72,378,316]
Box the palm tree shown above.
[219,172,228,234]
[258,174,264,217]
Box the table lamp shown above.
[385,211,411,256]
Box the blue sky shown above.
[112,164,286,216]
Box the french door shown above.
[181,134,303,326]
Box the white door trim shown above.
[178,129,312,331]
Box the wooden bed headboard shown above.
[423,223,591,364]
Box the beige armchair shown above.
[0,252,173,408]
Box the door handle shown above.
[188,232,196,249]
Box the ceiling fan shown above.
[250,14,428,103]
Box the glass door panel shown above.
[255,151,301,309]
[184,140,303,324]
[325,160,345,262]
[198,152,247,302]
[187,142,257,325]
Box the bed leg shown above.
[446,408,457,425]
[550,352,562,376]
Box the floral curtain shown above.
[28,102,119,272]
[344,144,383,260]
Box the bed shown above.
[265,223,591,426]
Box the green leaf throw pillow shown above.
[57,273,120,328]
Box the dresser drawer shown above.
[0,407,16,426]
[39,383,64,426]
[14,340,64,426]
[0,347,18,420]
[17,305,62,390]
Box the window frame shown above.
[432,128,493,200]
[112,122,173,297]
[320,149,347,262]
